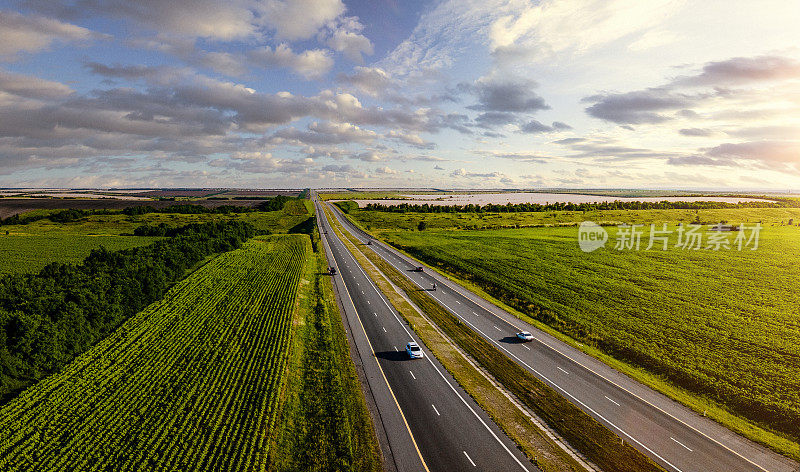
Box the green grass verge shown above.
[343,208,800,460]
[269,227,381,472]
[324,205,665,472]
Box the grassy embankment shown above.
[323,204,665,472]
[269,211,381,471]
[345,206,800,459]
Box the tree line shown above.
[358,199,788,214]
[0,195,298,226]
[0,220,256,403]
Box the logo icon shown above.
[578,221,608,252]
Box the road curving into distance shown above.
[324,198,798,472]
[315,199,535,472]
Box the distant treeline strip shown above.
[0,195,296,226]
[0,220,256,403]
[355,198,797,214]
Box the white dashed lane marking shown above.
[671,437,693,452]
[464,451,476,467]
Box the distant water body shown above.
[348,192,775,207]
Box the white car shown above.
[406,341,424,359]
[516,331,534,342]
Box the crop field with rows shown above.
[372,222,800,454]
[0,235,307,471]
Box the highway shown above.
[325,200,798,472]
[314,200,534,472]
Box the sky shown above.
[1,0,799,190]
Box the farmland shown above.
[0,198,266,219]
[344,205,800,232]
[0,204,312,275]
[346,207,800,452]
[0,236,308,471]
[0,234,160,275]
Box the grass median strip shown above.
[324,204,665,472]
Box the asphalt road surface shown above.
[315,200,535,472]
[326,199,798,472]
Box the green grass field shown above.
[0,234,161,275]
[349,206,800,232]
[0,207,313,275]
[0,236,307,471]
[349,209,800,449]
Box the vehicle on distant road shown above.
[406,341,424,359]
[413,266,424,272]
[431,283,436,291]
[516,331,534,342]
[329,267,337,275]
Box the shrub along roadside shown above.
[324,205,666,472]
[0,220,256,403]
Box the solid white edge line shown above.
[330,204,777,472]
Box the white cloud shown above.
[0,11,103,57]
[489,0,684,62]
[0,69,74,99]
[249,44,334,79]
[375,166,397,174]
[338,66,395,96]
[628,30,678,52]
[261,0,345,40]
[385,130,435,149]
[325,16,373,63]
